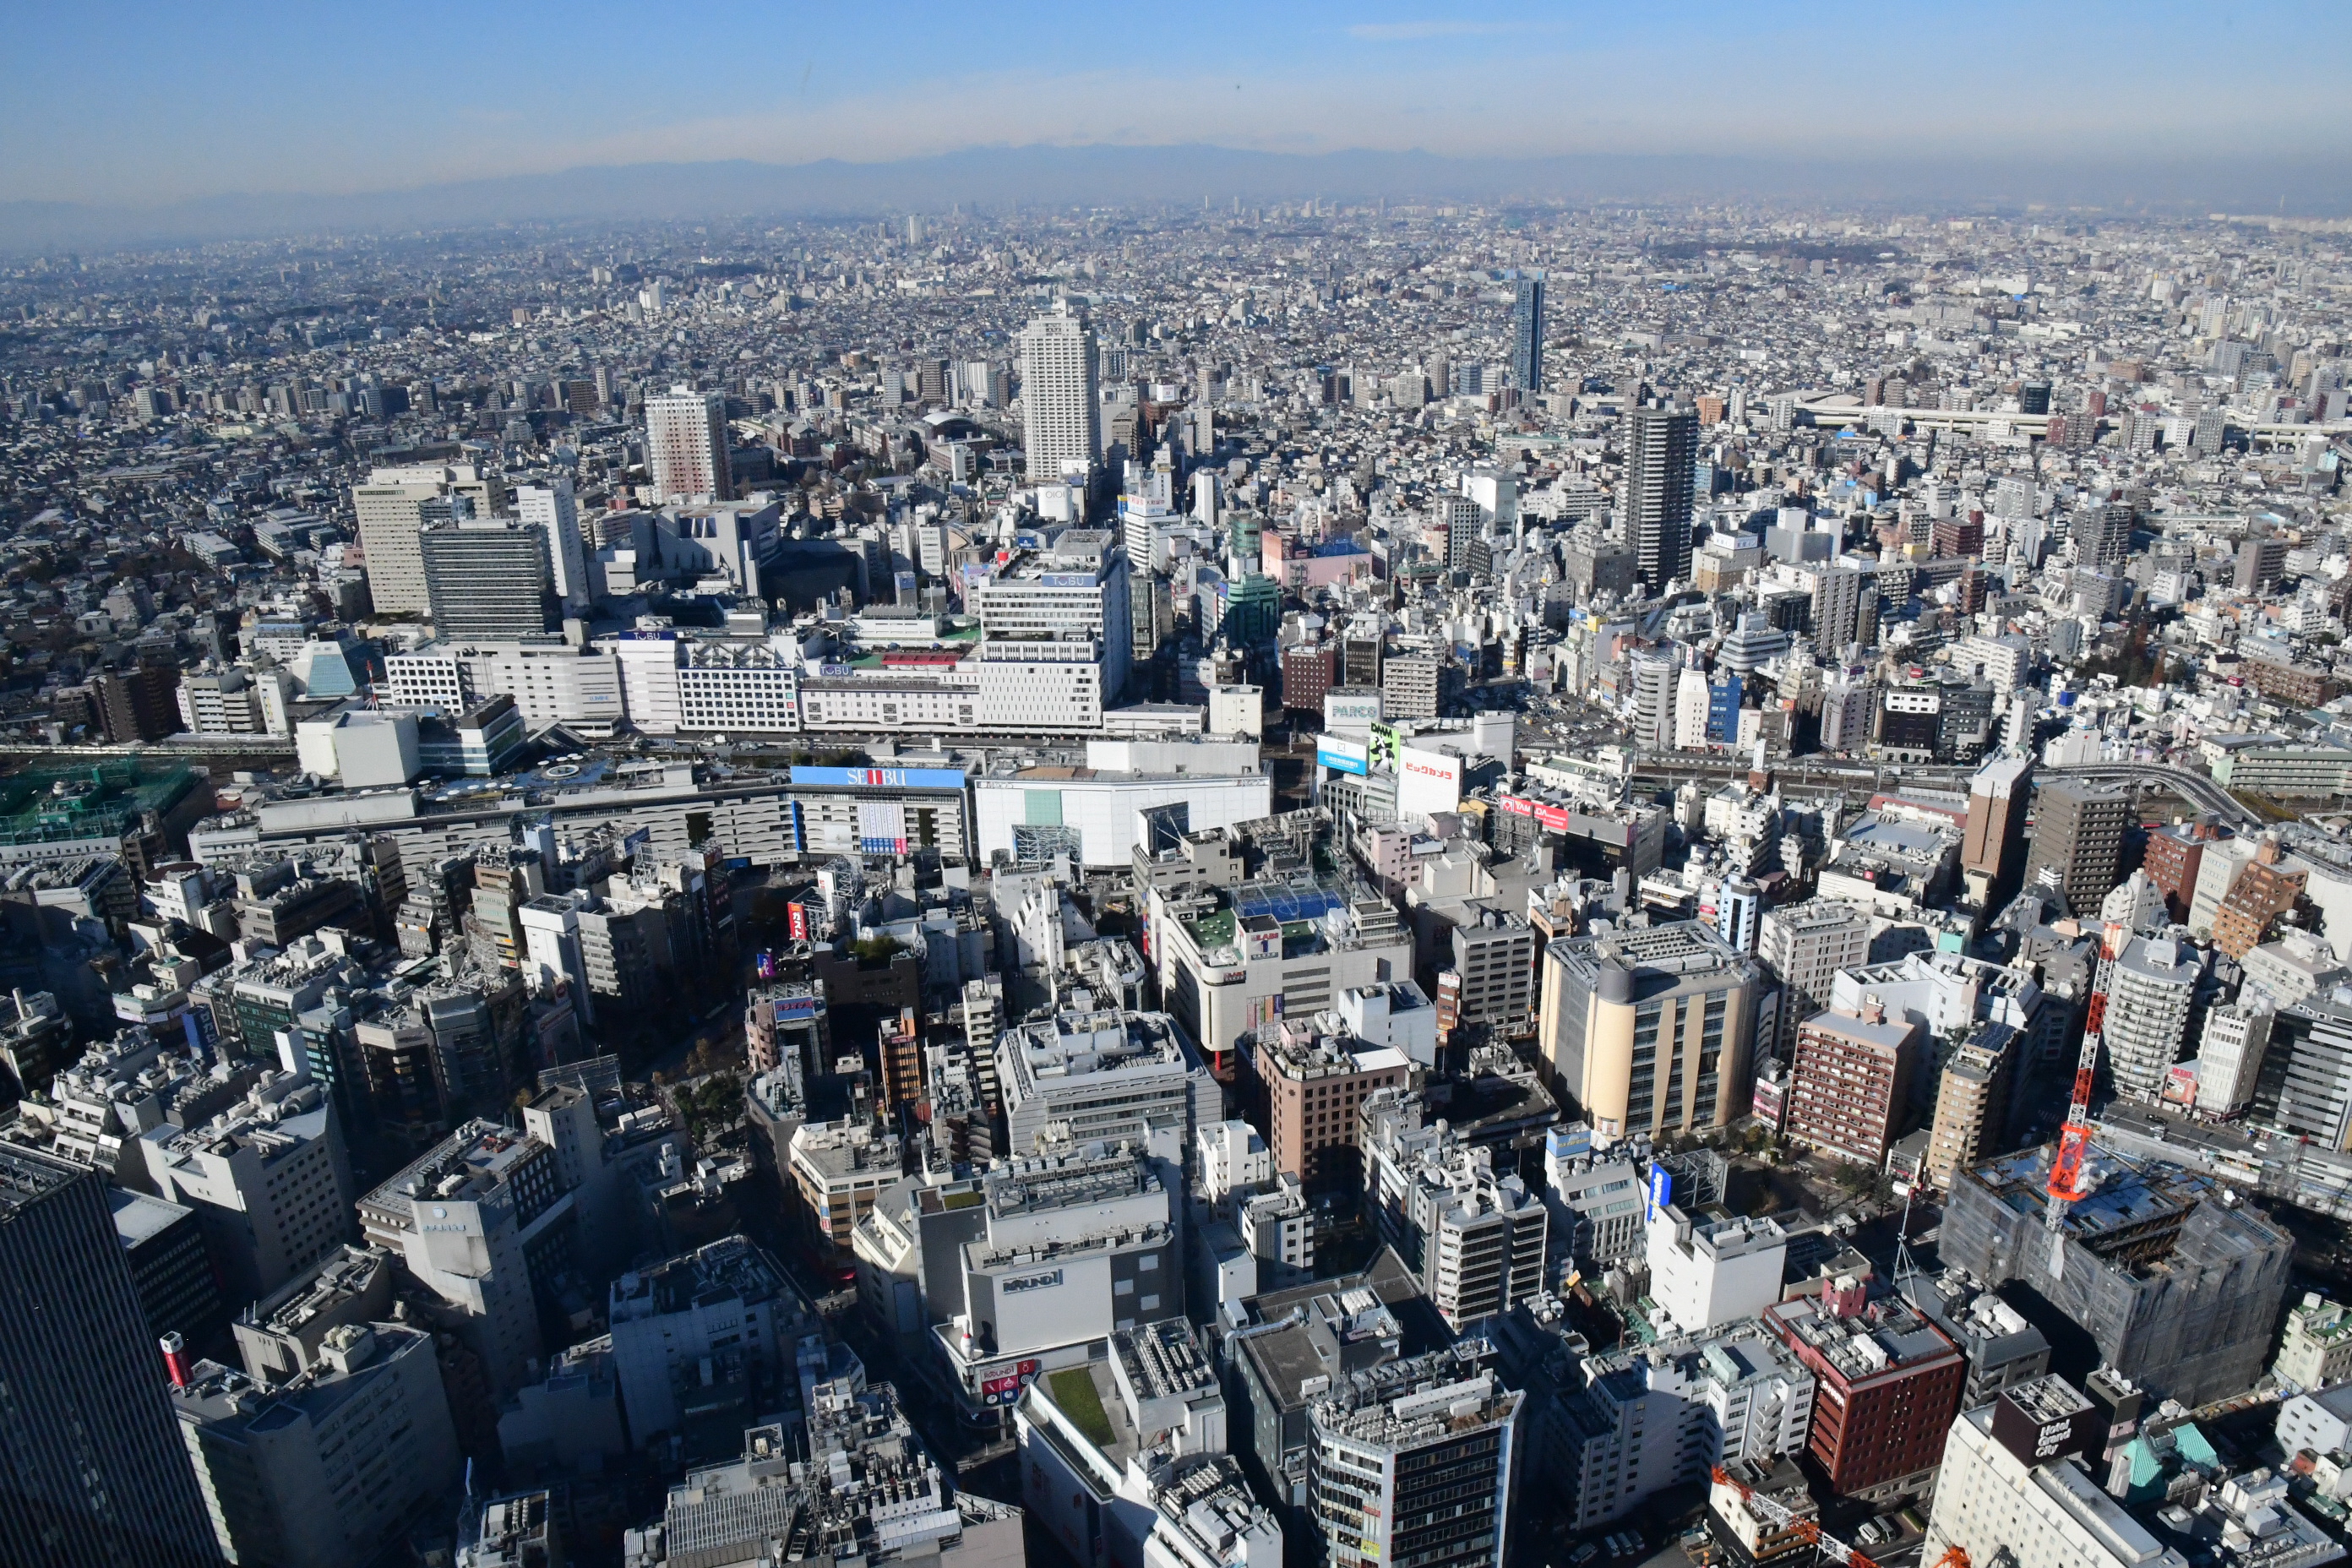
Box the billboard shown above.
[1316,735,1369,776]
[1323,691,1382,738]
[1647,1165,1673,1216]
[1367,720,1402,770]
[978,1358,1041,1406]
[1039,572,1097,588]
[1498,794,1533,816]
[1396,744,1464,818]
[787,901,809,940]
[792,765,968,790]
[858,800,909,857]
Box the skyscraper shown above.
[644,385,732,503]
[0,1146,220,1568]
[515,477,591,613]
[1509,270,1545,394]
[1019,301,1101,482]
[1623,404,1698,588]
[421,520,557,640]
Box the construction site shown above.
[1940,1145,2295,1407]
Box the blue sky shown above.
[3,0,2343,205]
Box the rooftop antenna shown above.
[1892,1178,1925,1309]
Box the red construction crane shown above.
[2044,920,2131,1277]
[1709,1466,1971,1568]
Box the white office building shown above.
[1925,1379,2190,1568]
[994,1008,1217,1162]
[1560,1320,1816,1531]
[143,1075,356,1308]
[977,767,1271,869]
[969,528,1133,700]
[607,1235,816,1450]
[516,477,594,611]
[357,1122,558,1398]
[1647,1206,1788,1334]
[934,1144,1183,1422]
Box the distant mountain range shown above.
[4,143,2346,252]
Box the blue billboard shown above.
[1315,736,1369,776]
[792,765,968,790]
[1647,1165,1673,1216]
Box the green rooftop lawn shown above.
[1048,1367,1115,1448]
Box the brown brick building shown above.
[2142,819,2224,924]
[1784,1006,1924,1168]
[2213,837,2306,961]
[1250,1021,1409,1190]
[1765,1295,1966,1501]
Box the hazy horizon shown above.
[7,140,2351,254]
[6,0,2350,250]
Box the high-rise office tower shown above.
[2023,779,2132,914]
[351,475,448,616]
[644,385,732,502]
[421,520,557,640]
[1960,754,2034,906]
[351,465,508,615]
[0,1146,220,1568]
[1019,302,1101,482]
[1510,270,1545,394]
[515,477,591,613]
[1623,404,1698,588]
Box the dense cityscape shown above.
[7,187,2352,1568]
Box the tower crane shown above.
[1708,1466,1971,1568]
[2044,921,2131,1278]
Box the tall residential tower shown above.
[1623,404,1698,589]
[645,385,732,502]
[1020,302,1102,482]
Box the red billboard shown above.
[979,1358,1040,1405]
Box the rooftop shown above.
[610,1234,798,1324]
